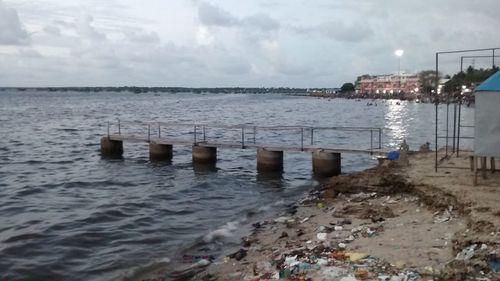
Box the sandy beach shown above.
[132,151,500,281]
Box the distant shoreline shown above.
[0,87,310,94]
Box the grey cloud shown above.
[53,19,76,29]
[0,0,28,45]
[43,25,61,36]
[18,48,42,58]
[213,55,251,75]
[197,1,280,32]
[295,20,373,43]
[125,30,160,44]
[198,1,238,27]
[319,21,373,42]
[274,61,310,76]
[242,13,280,31]
[76,14,106,41]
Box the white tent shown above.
[475,71,500,157]
[473,71,500,184]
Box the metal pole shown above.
[241,127,245,148]
[253,126,257,144]
[310,128,314,145]
[148,124,151,142]
[460,56,464,73]
[494,49,496,69]
[301,128,304,150]
[452,102,457,153]
[370,130,373,152]
[194,125,197,144]
[435,53,439,172]
[457,98,462,157]
[158,124,161,138]
[378,128,382,149]
[107,121,110,138]
[445,94,449,156]
[203,126,206,142]
[118,119,121,135]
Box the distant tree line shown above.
[444,66,499,93]
[0,86,313,94]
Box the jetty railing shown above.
[105,120,383,153]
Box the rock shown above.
[316,258,328,266]
[340,218,352,225]
[313,266,347,279]
[340,277,358,281]
[168,259,211,281]
[241,236,254,247]
[419,142,430,152]
[317,233,327,241]
[228,249,247,261]
[393,260,406,269]
[354,268,369,279]
[279,231,289,239]
[455,244,477,260]
[371,216,385,223]
[346,252,368,262]
[345,235,355,242]
[274,216,292,224]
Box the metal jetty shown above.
[100,120,388,176]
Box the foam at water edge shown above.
[203,221,239,243]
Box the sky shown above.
[1,0,500,87]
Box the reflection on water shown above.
[192,162,218,175]
[385,101,411,147]
[256,170,285,188]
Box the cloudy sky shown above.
[1,0,500,87]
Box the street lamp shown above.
[395,49,404,93]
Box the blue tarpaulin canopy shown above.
[475,71,500,92]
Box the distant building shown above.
[357,74,421,97]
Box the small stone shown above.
[279,231,288,239]
[354,268,369,279]
[345,235,355,242]
[394,260,406,268]
[229,249,248,261]
[317,233,327,241]
[342,219,352,225]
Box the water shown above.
[0,91,474,280]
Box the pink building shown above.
[358,74,420,96]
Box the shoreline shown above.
[130,151,499,281]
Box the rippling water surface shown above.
[0,91,473,280]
